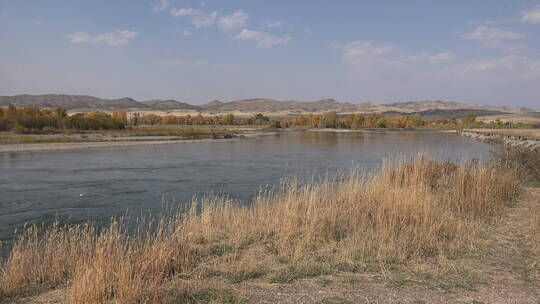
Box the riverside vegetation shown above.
[2,150,538,304]
[0,105,537,136]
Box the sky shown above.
[1,1,540,108]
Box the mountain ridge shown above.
[0,94,534,114]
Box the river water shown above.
[0,131,495,250]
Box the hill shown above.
[384,100,532,114]
[141,99,198,111]
[0,94,147,110]
[0,94,535,116]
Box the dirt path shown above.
[9,188,540,304]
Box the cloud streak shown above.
[408,52,457,64]
[460,25,526,52]
[341,41,400,69]
[520,4,540,24]
[235,29,292,47]
[66,30,139,47]
[263,21,283,28]
[170,8,201,17]
[218,10,249,32]
[153,0,169,12]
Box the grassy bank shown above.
[0,156,522,303]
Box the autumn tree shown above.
[462,112,477,126]
[112,110,128,125]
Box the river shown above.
[0,130,495,253]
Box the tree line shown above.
[0,104,533,133]
[0,105,127,133]
[129,111,467,129]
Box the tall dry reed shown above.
[0,156,520,303]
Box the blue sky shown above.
[1,1,540,107]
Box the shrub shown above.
[491,147,540,185]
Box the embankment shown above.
[458,129,540,149]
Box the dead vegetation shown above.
[0,156,523,303]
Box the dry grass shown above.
[492,147,540,184]
[531,209,540,274]
[0,156,520,303]
[468,128,540,139]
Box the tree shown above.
[6,104,17,119]
[462,112,477,126]
[112,110,128,124]
[322,111,338,128]
[54,106,67,119]
[223,114,235,125]
[131,112,141,126]
[252,113,269,125]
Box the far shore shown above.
[0,129,467,153]
[306,128,458,133]
[0,131,280,153]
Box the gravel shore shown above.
[0,132,278,153]
[458,129,540,149]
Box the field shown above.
[476,113,540,126]
[1,152,539,303]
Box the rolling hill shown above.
[0,94,535,117]
[141,99,198,111]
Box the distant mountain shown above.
[0,94,535,115]
[141,99,198,111]
[382,109,509,120]
[200,100,225,109]
[384,100,532,114]
[201,98,361,113]
[0,94,147,110]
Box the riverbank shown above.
[0,131,278,153]
[458,128,540,149]
[3,154,537,304]
[0,128,455,153]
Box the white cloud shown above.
[462,25,524,41]
[341,41,400,68]
[153,0,169,12]
[332,39,540,106]
[520,4,540,24]
[218,10,249,32]
[93,31,139,46]
[66,30,138,47]
[455,55,540,77]
[170,8,201,17]
[408,52,457,64]
[235,29,292,48]
[66,32,91,43]
[180,30,193,37]
[32,21,42,26]
[461,25,525,51]
[192,11,218,27]
[263,21,283,28]
[169,8,217,28]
